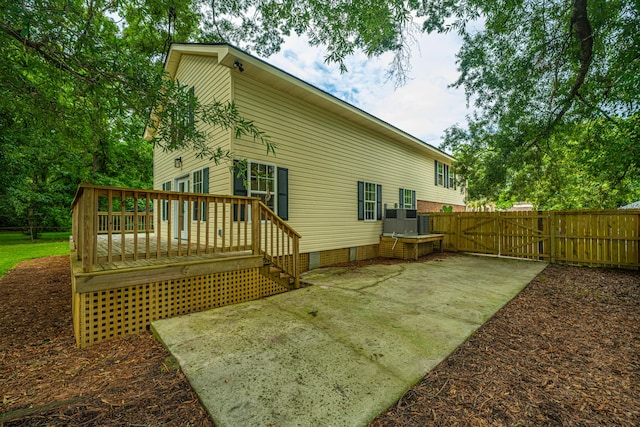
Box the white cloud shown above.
[261,32,470,149]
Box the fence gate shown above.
[499,212,549,260]
[456,213,499,255]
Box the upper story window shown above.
[436,161,444,186]
[435,160,456,190]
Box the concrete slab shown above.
[151,255,546,426]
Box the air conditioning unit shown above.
[383,209,418,236]
[385,209,398,219]
[418,214,430,235]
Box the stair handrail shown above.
[255,201,301,288]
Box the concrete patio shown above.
[151,254,547,426]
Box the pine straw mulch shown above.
[371,261,640,426]
[0,256,213,426]
[0,254,638,426]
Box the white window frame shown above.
[192,168,207,221]
[364,182,377,221]
[193,169,204,193]
[248,160,277,215]
[400,188,416,209]
[161,180,171,221]
[436,160,456,189]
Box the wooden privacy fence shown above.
[71,184,300,285]
[429,210,639,269]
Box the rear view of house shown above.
[70,43,465,347]
[153,43,465,269]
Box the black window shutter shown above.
[233,161,247,196]
[188,86,195,129]
[277,167,288,220]
[376,184,382,220]
[233,161,247,221]
[444,164,449,188]
[399,188,404,208]
[201,167,209,221]
[412,190,416,209]
[203,167,209,193]
[357,181,364,221]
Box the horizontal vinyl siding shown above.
[233,74,465,253]
[154,54,232,195]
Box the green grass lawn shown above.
[0,231,71,278]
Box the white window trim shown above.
[247,160,278,209]
[364,181,377,222]
[400,188,416,209]
[248,160,277,216]
[192,168,207,221]
[161,180,172,221]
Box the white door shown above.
[175,176,189,240]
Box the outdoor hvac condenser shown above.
[383,208,418,236]
[417,214,430,235]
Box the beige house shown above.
[154,43,465,267]
[69,43,465,347]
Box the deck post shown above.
[293,236,300,288]
[81,186,96,273]
[251,200,260,256]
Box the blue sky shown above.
[261,32,471,149]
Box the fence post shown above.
[537,212,544,258]
[549,211,556,264]
[636,211,640,269]
[455,213,461,252]
[497,213,502,257]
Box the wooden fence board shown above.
[428,210,639,269]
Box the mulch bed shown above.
[0,255,638,426]
[0,256,213,426]
[371,262,640,426]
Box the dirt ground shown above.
[0,255,638,426]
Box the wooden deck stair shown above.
[260,261,297,290]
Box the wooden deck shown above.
[91,233,251,272]
[70,184,302,348]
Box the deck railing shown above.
[71,184,300,286]
[97,211,154,233]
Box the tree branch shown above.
[0,22,97,84]
[548,0,593,128]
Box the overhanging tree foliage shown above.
[432,0,640,209]
[2,0,637,233]
[0,0,423,231]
